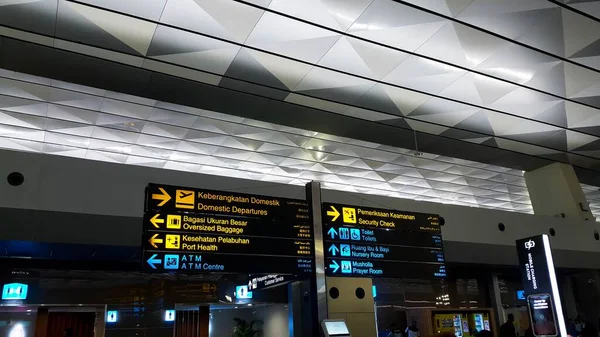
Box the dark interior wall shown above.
[1,148,599,267]
[571,271,600,326]
[1,205,600,269]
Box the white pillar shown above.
[524,163,595,221]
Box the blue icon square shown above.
[2,283,28,300]
[164,254,180,269]
[340,244,351,257]
[107,311,118,323]
[339,228,350,240]
[236,285,253,299]
[164,310,175,322]
[350,228,361,241]
[341,261,352,274]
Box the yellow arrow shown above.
[327,206,340,222]
[152,187,171,206]
[149,233,163,248]
[150,214,164,228]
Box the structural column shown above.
[33,308,49,337]
[488,273,505,329]
[198,306,209,337]
[306,181,327,336]
[524,163,595,221]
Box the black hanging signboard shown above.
[142,183,313,275]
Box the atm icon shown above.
[164,254,180,269]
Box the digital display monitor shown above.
[323,320,350,336]
[517,290,526,300]
[528,294,558,336]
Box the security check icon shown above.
[525,240,535,250]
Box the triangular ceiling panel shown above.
[246,50,312,90]
[562,9,600,57]
[224,48,288,91]
[66,1,156,55]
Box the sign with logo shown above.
[248,274,294,291]
[235,285,253,299]
[322,202,446,278]
[107,311,118,323]
[2,283,28,300]
[146,184,309,221]
[323,203,441,233]
[164,310,175,322]
[516,235,566,337]
[142,184,313,275]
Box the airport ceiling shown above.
[1,0,600,209]
[2,70,600,216]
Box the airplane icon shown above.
[179,191,193,198]
[175,189,194,209]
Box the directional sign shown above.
[325,258,447,279]
[143,213,312,240]
[327,227,337,239]
[248,274,295,291]
[328,244,339,256]
[152,188,171,207]
[143,183,314,275]
[325,243,444,263]
[327,205,340,222]
[143,232,312,257]
[143,252,313,274]
[325,225,443,249]
[329,260,339,273]
[148,234,163,248]
[322,202,441,233]
[146,254,162,270]
[145,184,310,221]
[149,214,164,228]
[322,202,445,279]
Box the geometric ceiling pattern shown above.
[559,0,600,23]
[1,1,600,190]
[0,69,537,213]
